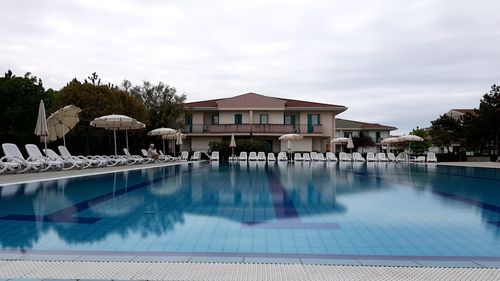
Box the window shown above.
[284,115,294,125]
[376,132,381,142]
[234,114,242,124]
[211,115,219,125]
[307,114,320,133]
[260,114,269,124]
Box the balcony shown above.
[184,124,323,134]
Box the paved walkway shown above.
[437,162,500,169]
[0,260,498,281]
[0,161,192,186]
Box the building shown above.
[182,92,397,153]
[335,118,397,152]
[446,109,475,120]
[183,92,346,152]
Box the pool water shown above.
[0,162,499,262]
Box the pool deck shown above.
[1,160,500,280]
[0,160,193,186]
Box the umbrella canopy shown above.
[34,100,49,151]
[381,137,401,152]
[47,105,81,147]
[148,127,177,154]
[381,137,400,144]
[331,137,349,144]
[398,135,424,142]
[279,134,303,151]
[90,114,139,155]
[347,134,354,151]
[398,135,424,155]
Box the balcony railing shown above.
[184,124,323,134]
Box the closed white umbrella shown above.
[90,114,138,155]
[230,134,237,157]
[347,134,354,153]
[148,127,177,154]
[47,105,81,147]
[176,130,183,156]
[398,135,424,155]
[34,100,49,152]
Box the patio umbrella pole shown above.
[61,122,66,147]
[113,128,117,155]
[125,130,129,151]
[162,139,166,155]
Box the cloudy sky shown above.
[1,0,499,133]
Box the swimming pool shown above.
[0,162,499,266]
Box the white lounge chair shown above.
[58,146,103,167]
[267,153,276,161]
[310,152,318,161]
[415,156,426,162]
[124,148,152,164]
[294,153,303,161]
[257,152,266,161]
[326,152,338,162]
[181,151,189,161]
[339,152,350,161]
[366,152,376,162]
[426,152,437,163]
[317,153,326,161]
[352,152,365,162]
[238,151,248,161]
[2,143,44,173]
[302,153,311,161]
[376,153,388,162]
[395,152,407,162]
[277,152,288,161]
[191,151,201,161]
[248,152,258,161]
[387,153,396,162]
[45,148,85,169]
[0,144,25,173]
[25,144,65,171]
[211,151,219,161]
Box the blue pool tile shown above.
[189,256,244,263]
[415,260,483,268]
[301,258,361,265]
[358,259,420,267]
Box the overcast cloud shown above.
[1,0,499,133]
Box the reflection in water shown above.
[0,162,499,256]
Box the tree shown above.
[352,132,374,153]
[428,114,463,152]
[476,84,500,154]
[408,128,431,154]
[0,70,57,145]
[55,74,148,154]
[128,81,186,130]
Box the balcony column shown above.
[332,114,336,153]
[249,110,253,135]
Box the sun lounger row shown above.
[230,152,339,162]
[0,143,184,174]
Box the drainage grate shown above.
[0,260,498,281]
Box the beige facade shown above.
[183,93,348,153]
[334,118,397,153]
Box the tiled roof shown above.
[184,92,345,109]
[451,109,475,114]
[337,118,397,131]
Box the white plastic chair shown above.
[310,152,318,161]
[257,152,266,161]
[238,151,248,161]
[317,153,326,161]
[366,152,376,162]
[387,153,396,162]
[426,152,437,163]
[248,152,258,161]
[352,152,365,162]
[267,153,276,161]
[190,151,201,161]
[376,153,388,162]
[294,153,303,161]
[339,152,349,161]
[2,143,43,173]
[302,153,311,161]
[277,152,288,161]
[211,151,219,161]
[326,152,338,162]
